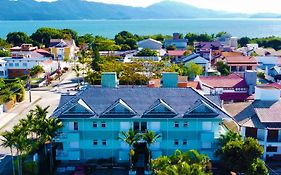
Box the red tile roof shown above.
[34,49,50,54]
[200,73,248,88]
[225,56,257,64]
[167,50,186,56]
[264,83,281,90]
[178,81,201,89]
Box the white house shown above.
[224,86,281,160]
[0,58,8,78]
[137,38,162,50]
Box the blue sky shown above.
[36,0,281,14]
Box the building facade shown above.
[224,86,281,160]
[49,39,77,61]
[52,73,233,162]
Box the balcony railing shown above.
[56,150,68,157]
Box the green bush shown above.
[257,72,265,79]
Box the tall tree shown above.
[6,32,31,46]
[118,129,141,170]
[1,131,16,175]
[142,130,161,170]
[216,131,268,175]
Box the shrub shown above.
[257,71,265,79]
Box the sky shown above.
[36,0,281,14]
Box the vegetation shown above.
[216,131,268,175]
[119,129,161,171]
[152,149,211,175]
[185,62,204,79]
[0,78,25,104]
[0,105,62,175]
[166,45,176,50]
[238,36,281,51]
[114,31,138,50]
[185,32,213,43]
[136,48,157,57]
[257,71,266,79]
[216,61,230,76]
[6,32,32,46]
[118,129,141,170]
[0,50,10,57]
[29,65,44,77]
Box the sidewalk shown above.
[0,93,41,130]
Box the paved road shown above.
[0,70,79,155]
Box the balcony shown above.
[53,133,67,142]
[56,150,68,159]
[53,132,80,142]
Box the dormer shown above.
[100,99,137,118]
[142,99,178,118]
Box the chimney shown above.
[173,33,180,40]
[244,70,257,95]
[162,72,178,88]
[101,72,118,88]
[255,86,280,101]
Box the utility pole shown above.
[28,73,32,103]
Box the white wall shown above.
[255,87,280,101]
[257,56,278,65]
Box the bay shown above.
[1,18,281,39]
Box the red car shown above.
[73,165,85,175]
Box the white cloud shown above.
[36,0,281,14]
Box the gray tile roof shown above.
[224,100,281,129]
[53,87,232,119]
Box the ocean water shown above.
[1,18,281,39]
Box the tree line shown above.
[1,105,62,175]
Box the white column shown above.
[263,129,268,160]
[241,127,246,139]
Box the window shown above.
[93,122,97,128]
[174,139,179,146]
[134,122,140,131]
[141,122,147,132]
[183,140,187,145]
[0,71,4,76]
[23,63,27,67]
[15,63,19,67]
[174,121,179,128]
[101,122,106,128]
[9,63,13,67]
[74,121,78,131]
[93,140,98,145]
[102,140,107,146]
[266,146,277,152]
[202,122,212,131]
[183,122,188,128]
[0,64,2,67]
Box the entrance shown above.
[133,142,149,175]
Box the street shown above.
[0,70,79,155]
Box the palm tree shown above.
[1,131,16,175]
[118,129,141,170]
[142,130,161,170]
[44,117,63,174]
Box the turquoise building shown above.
[52,73,232,162]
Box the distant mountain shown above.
[0,0,279,20]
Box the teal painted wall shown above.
[101,72,118,88]
[55,118,223,161]
[162,72,178,88]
